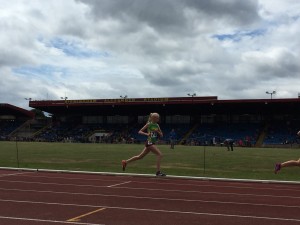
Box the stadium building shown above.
[0,104,34,140]
[1,97,300,147]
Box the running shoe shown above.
[122,160,127,171]
[156,171,166,177]
[274,163,281,174]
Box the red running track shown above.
[0,169,300,225]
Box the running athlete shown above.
[122,113,166,176]
[274,131,300,174]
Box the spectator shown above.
[224,139,234,151]
[169,129,176,149]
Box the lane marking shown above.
[0,172,31,178]
[0,179,109,189]
[126,181,300,192]
[15,174,128,183]
[2,167,300,186]
[0,199,299,222]
[3,172,300,194]
[113,185,300,199]
[107,181,131,188]
[1,179,300,199]
[1,185,300,205]
[0,215,104,225]
[67,208,106,222]
[2,196,300,210]
[108,206,300,222]
[1,190,300,209]
[5,174,300,192]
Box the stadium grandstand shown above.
[0,103,34,141]
[1,96,300,147]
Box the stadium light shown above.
[266,91,276,99]
[61,97,68,100]
[187,93,196,97]
[24,98,32,101]
[120,95,128,99]
[188,93,196,104]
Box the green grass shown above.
[1,141,300,181]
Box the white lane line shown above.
[112,186,300,199]
[0,187,300,209]
[4,174,300,193]
[0,171,32,178]
[0,215,104,225]
[2,179,300,200]
[0,199,300,222]
[7,171,300,192]
[14,174,129,183]
[2,178,300,198]
[0,179,109,188]
[107,181,131,188]
[1,180,300,200]
[116,180,300,193]
[152,181,300,191]
[2,167,300,186]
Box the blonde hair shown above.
[148,112,160,123]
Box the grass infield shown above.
[0,141,300,181]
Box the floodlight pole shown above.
[187,93,196,103]
[266,91,276,99]
[120,95,128,99]
[24,98,32,107]
[203,145,206,175]
[187,93,196,97]
[61,96,68,108]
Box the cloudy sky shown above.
[1,0,300,109]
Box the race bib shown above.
[150,132,157,138]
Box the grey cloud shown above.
[57,17,89,38]
[77,0,186,32]
[141,62,213,87]
[0,49,33,67]
[0,15,39,68]
[245,49,300,80]
[28,8,46,20]
[220,48,300,98]
[185,0,260,26]
[77,0,260,34]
